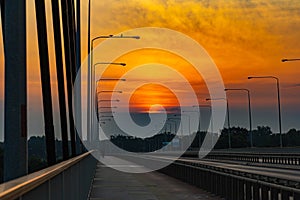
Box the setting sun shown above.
[129,84,180,113]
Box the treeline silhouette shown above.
[110,133,176,152]
[212,126,300,149]
[1,126,300,183]
[111,126,300,151]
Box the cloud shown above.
[91,0,284,54]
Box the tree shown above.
[215,127,249,149]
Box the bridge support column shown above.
[34,0,56,166]
[3,0,27,181]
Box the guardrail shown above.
[184,151,300,165]
[0,151,97,200]
[160,160,300,200]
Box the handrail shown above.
[173,160,300,194]
[185,150,300,156]
[0,151,94,200]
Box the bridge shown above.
[0,1,300,200]
[1,151,300,199]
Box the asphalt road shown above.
[179,157,300,182]
[146,155,300,183]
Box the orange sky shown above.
[1,0,300,139]
[88,0,300,112]
[96,48,208,113]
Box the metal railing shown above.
[160,160,300,200]
[184,151,300,165]
[0,151,97,200]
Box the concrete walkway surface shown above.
[89,156,222,200]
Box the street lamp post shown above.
[182,110,199,148]
[97,91,121,115]
[91,36,137,94]
[167,117,183,150]
[97,106,118,119]
[168,118,180,133]
[96,76,125,113]
[97,107,118,126]
[167,120,177,134]
[86,34,138,144]
[97,101,118,118]
[183,110,199,131]
[89,62,126,142]
[206,98,231,148]
[165,123,171,134]
[192,105,212,148]
[248,76,283,147]
[90,36,137,108]
[225,88,253,147]
[174,114,191,149]
[94,89,122,143]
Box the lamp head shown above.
[248,76,253,79]
[206,98,211,101]
[281,59,288,62]
[120,63,126,66]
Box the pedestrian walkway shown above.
[89,156,221,200]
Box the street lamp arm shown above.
[167,117,180,120]
[92,35,114,42]
[100,118,112,121]
[98,90,122,94]
[99,111,115,114]
[206,97,226,101]
[282,58,300,62]
[225,88,250,93]
[94,62,126,67]
[183,110,198,113]
[97,78,126,82]
[193,105,211,108]
[92,34,140,43]
[98,99,120,102]
[248,76,279,81]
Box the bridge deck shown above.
[89,156,221,200]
